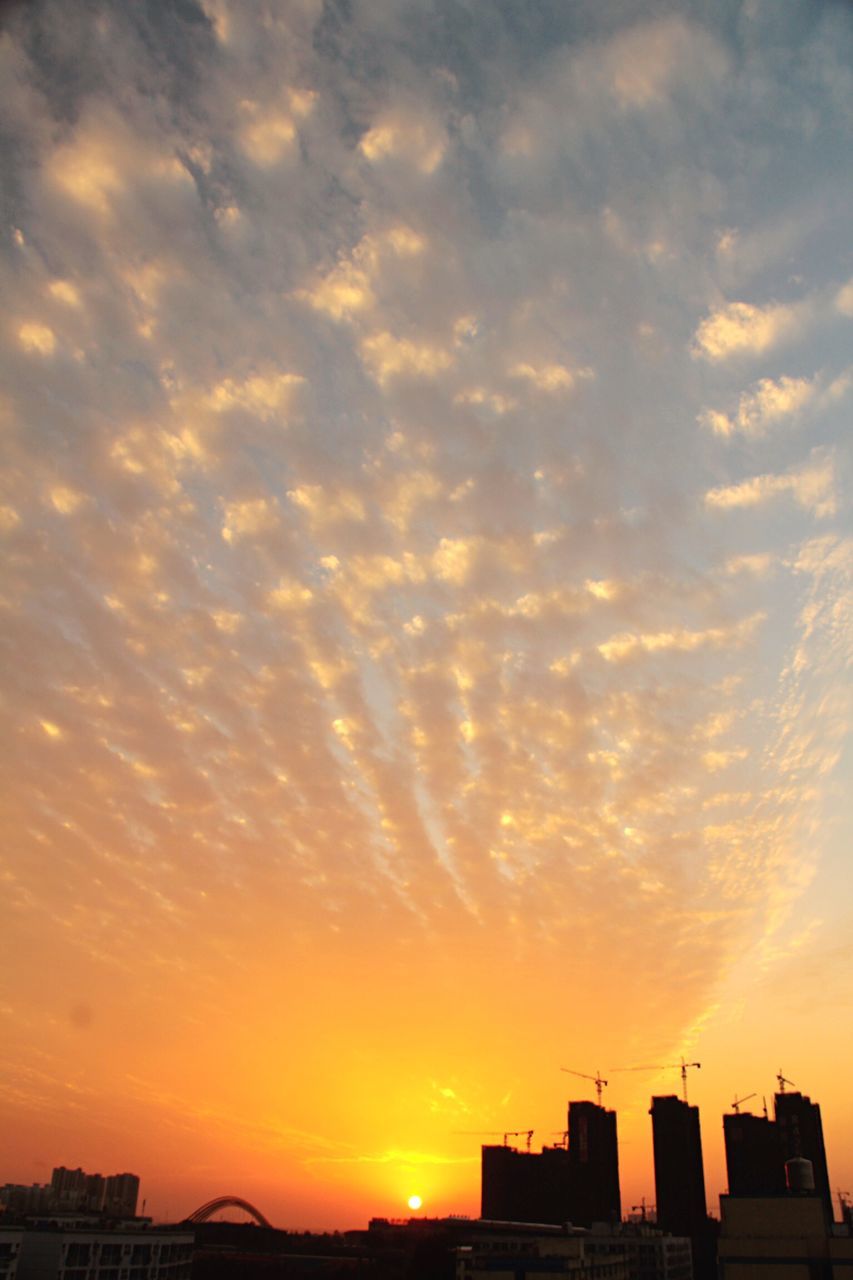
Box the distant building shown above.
[718,1192,853,1280]
[1,1171,139,1222]
[48,1172,87,1214]
[0,1188,52,1218]
[103,1175,139,1219]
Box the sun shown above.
[407,1194,423,1212]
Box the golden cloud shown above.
[692,300,799,362]
[705,453,836,517]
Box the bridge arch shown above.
[186,1197,272,1228]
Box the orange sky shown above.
[1,0,852,1231]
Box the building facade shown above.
[15,1228,192,1280]
[718,1194,853,1280]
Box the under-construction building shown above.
[481,1101,621,1227]
[723,1090,832,1221]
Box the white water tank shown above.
[785,1157,815,1193]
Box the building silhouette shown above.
[567,1101,621,1225]
[723,1112,786,1198]
[481,1143,574,1225]
[650,1096,706,1238]
[650,1096,716,1280]
[774,1092,831,1219]
[723,1091,832,1221]
[2,1168,140,1220]
[103,1173,140,1218]
[480,1101,620,1228]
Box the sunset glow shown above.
[1,0,851,1234]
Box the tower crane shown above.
[631,1198,655,1223]
[560,1067,608,1106]
[731,1093,757,1114]
[453,1130,534,1151]
[609,1057,701,1103]
[776,1070,796,1094]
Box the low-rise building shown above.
[15,1226,193,1280]
[454,1222,628,1280]
[718,1193,853,1280]
[0,1228,23,1280]
[585,1223,692,1280]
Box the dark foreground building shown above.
[191,1218,630,1280]
[718,1192,853,1280]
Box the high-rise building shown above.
[723,1112,785,1197]
[481,1143,574,1224]
[480,1102,621,1229]
[774,1092,831,1219]
[567,1101,621,1225]
[103,1174,140,1218]
[650,1097,707,1238]
[50,1169,88,1211]
[650,1097,717,1280]
[723,1091,832,1221]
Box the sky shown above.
[0,0,851,1231]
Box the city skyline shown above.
[1,0,851,1231]
[1,1079,846,1229]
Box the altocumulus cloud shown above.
[0,0,851,1180]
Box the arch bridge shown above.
[186,1197,272,1228]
